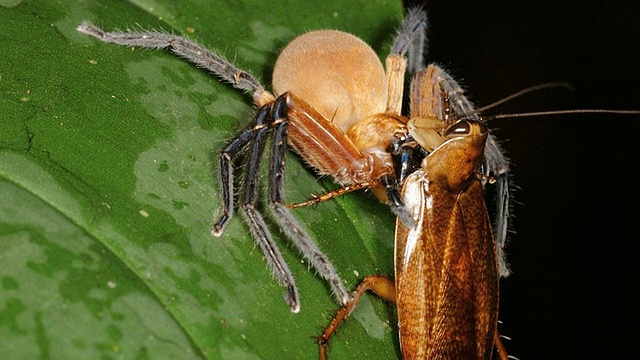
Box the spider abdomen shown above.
[273,30,387,134]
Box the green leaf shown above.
[0,0,404,358]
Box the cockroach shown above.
[319,65,506,359]
[318,64,509,359]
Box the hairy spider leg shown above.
[76,21,275,106]
[385,7,428,115]
[214,96,351,312]
[215,105,301,312]
[391,7,428,74]
[212,115,255,236]
[482,134,511,276]
[268,97,350,306]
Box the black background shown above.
[404,1,640,359]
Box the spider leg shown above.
[391,7,428,73]
[380,9,429,227]
[235,105,301,312]
[268,96,351,306]
[385,7,428,114]
[211,122,255,236]
[76,22,275,106]
[381,174,415,228]
[483,135,511,277]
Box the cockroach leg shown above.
[318,275,396,360]
[494,331,510,360]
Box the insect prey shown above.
[315,10,511,360]
[397,65,507,359]
[317,68,509,360]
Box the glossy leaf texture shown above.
[0,0,404,359]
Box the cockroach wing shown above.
[394,133,500,359]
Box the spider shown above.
[76,7,510,313]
